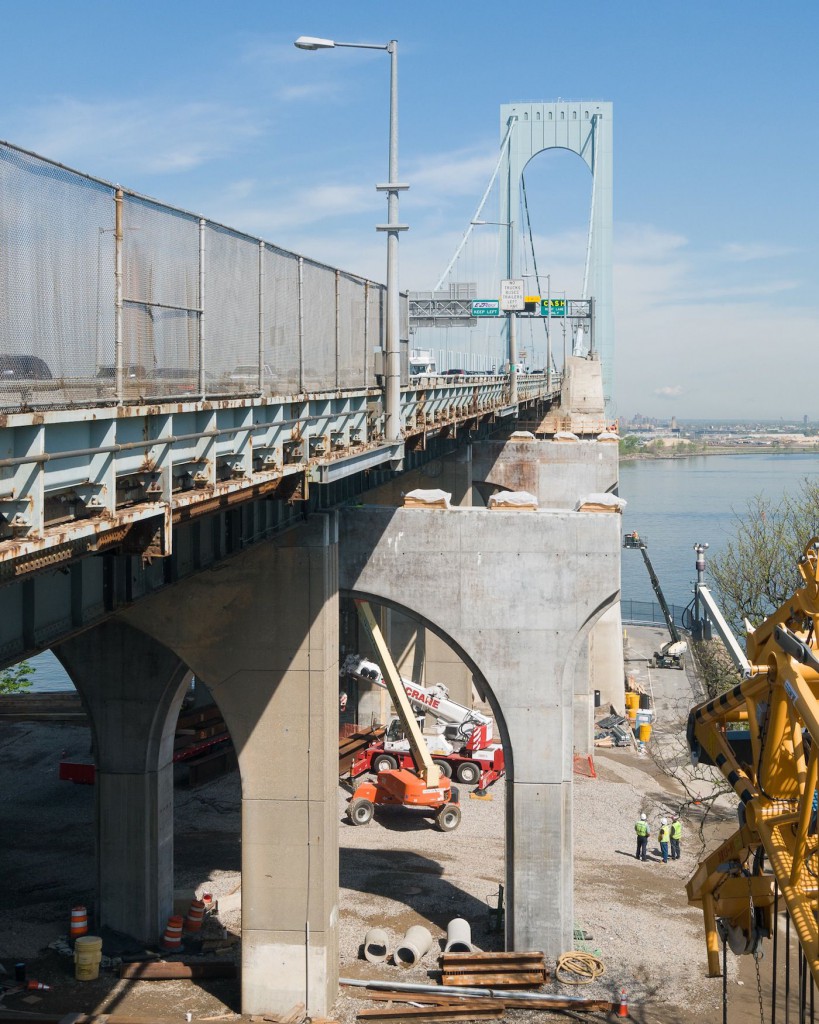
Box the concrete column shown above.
[472,438,623,752]
[122,514,339,1016]
[573,642,593,755]
[55,621,189,942]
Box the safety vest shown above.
[659,824,671,843]
[671,820,682,840]
[635,821,649,837]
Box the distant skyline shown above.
[1,1,817,420]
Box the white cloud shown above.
[718,241,798,262]
[18,96,262,176]
[654,385,684,398]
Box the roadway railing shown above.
[621,599,688,631]
[0,140,397,410]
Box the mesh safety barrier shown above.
[0,145,116,407]
[263,246,301,394]
[301,259,338,392]
[0,141,394,410]
[205,224,260,396]
[122,195,200,400]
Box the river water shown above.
[21,451,819,691]
[620,451,819,610]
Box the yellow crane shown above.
[687,537,819,982]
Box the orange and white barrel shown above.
[184,899,205,933]
[160,915,184,950]
[70,906,88,940]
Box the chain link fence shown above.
[620,600,688,631]
[0,140,398,409]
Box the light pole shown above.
[546,273,552,392]
[471,219,516,399]
[295,35,407,444]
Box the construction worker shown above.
[634,812,649,861]
[670,814,682,859]
[659,818,671,863]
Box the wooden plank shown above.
[441,971,544,988]
[119,960,236,980]
[442,962,544,973]
[441,951,544,966]
[499,997,612,1011]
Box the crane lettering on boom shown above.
[404,685,441,710]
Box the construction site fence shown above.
[0,140,409,410]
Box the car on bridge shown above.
[0,354,52,380]
[227,364,274,388]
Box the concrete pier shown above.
[82,515,340,1016]
[339,503,620,957]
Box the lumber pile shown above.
[343,984,612,1018]
[119,959,236,980]
[338,726,385,776]
[173,703,235,787]
[440,951,549,988]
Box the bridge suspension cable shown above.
[433,118,517,293]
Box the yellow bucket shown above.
[625,692,640,710]
[74,935,102,981]
[639,723,652,743]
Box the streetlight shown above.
[295,35,407,444]
[472,219,517,400]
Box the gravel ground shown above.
[0,626,791,1023]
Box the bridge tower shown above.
[498,101,613,409]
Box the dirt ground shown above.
[0,626,804,1023]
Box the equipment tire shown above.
[348,797,374,826]
[372,754,398,772]
[435,803,462,832]
[433,759,452,778]
[456,762,480,785]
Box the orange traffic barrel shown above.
[160,915,184,950]
[70,906,88,940]
[184,899,206,933]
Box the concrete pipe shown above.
[444,917,473,953]
[363,927,389,964]
[394,925,433,968]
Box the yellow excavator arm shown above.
[687,538,819,980]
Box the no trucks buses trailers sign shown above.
[471,300,500,317]
[500,279,525,311]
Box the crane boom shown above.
[353,600,440,787]
[686,537,819,982]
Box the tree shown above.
[709,480,819,631]
[618,435,642,456]
[0,660,35,695]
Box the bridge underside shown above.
[0,428,622,1015]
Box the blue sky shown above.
[1,0,817,421]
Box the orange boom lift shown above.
[345,600,462,832]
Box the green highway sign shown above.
[540,299,566,317]
[471,300,500,317]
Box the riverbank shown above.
[621,443,819,461]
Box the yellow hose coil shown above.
[555,951,605,985]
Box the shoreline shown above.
[620,444,819,461]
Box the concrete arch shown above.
[61,515,340,1017]
[499,101,613,407]
[339,502,620,958]
[344,588,514,774]
[54,621,191,943]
